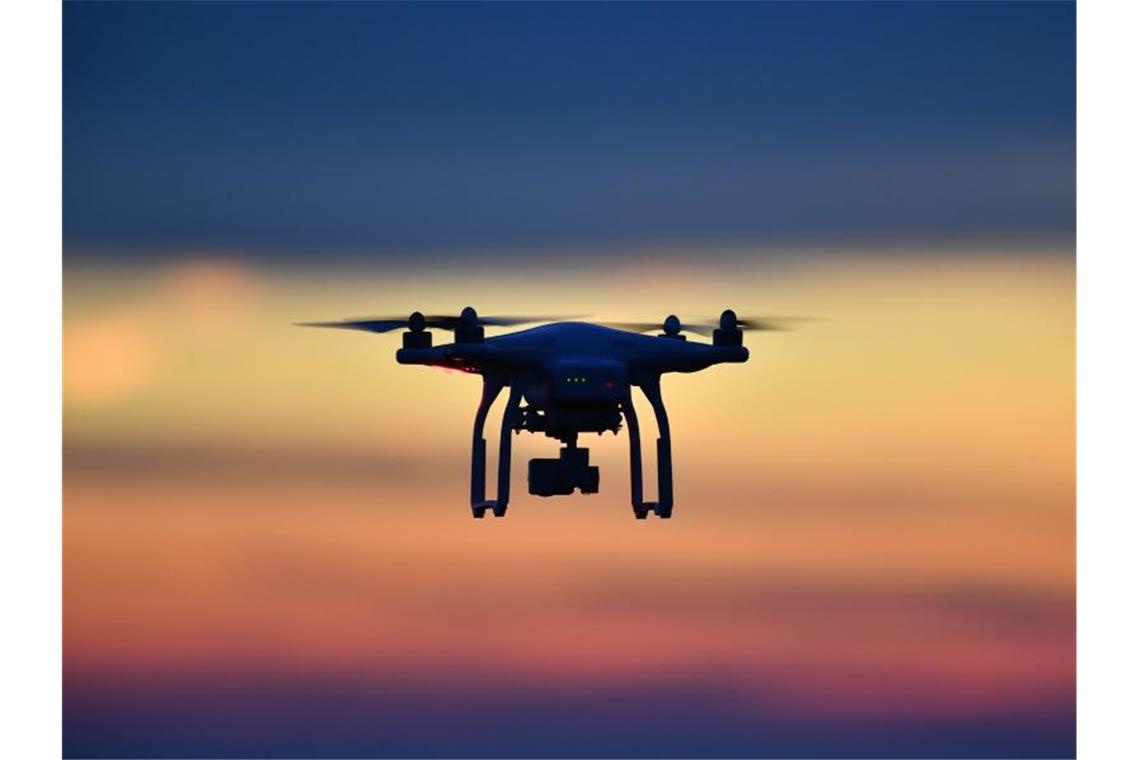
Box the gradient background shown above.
[63,3,1075,758]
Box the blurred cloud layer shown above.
[64,249,1073,757]
[63,1,1073,756]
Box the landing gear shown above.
[470,502,507,519]
[469,374,677,520]
[469,378,521,519]
[621,376,675,520]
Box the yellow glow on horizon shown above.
[64,245,1074,706]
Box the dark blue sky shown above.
[64,1,1075,259]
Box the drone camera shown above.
[528,446,600,497]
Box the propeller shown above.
[601,310,819,336]
[296,307,578,334]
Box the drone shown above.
[300,308,796,519]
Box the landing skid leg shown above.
[621,379,674,520]
[470,378,501,519]
[642,378,674,519]
[621,391,649,519]
[470,378,521,519]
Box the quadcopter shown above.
[300,308,795,519]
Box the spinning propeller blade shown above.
[730,315,820,332]
[296,309,579,333]
[418,314,581,329]
[295,318,408,333]
[601,313,820,336]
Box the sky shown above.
[63,3,1075,758]
[64,1,1074,257]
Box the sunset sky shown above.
[64,3,1074,757]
